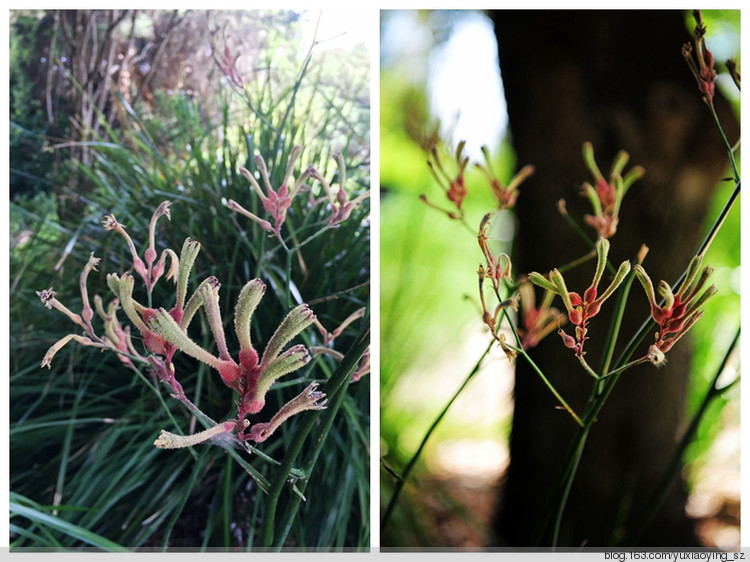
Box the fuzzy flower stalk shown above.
[634,255,717,366]
[311,307,371,382]
[422,141,534,222]
[229,149,369,242]
[37,253,134,368]
[213,43,244,88]
[528,238,631,364]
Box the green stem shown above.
[597,253,638,377]
[295,223,335,249]
[550,425,590,548]
[222,452,233,548]
[259,317,369,549]
[696,180,740,260]
[504,310,584,427]
[545,252,643,546]
[542,366,617,547]
[556,248,598,275]
[559,204,597,250]
[577,355,600,380]
[541,372,620,547]
[557,209,617,276]
[129,366,199,460]
[273,330,370,549]
[597,356,650,381]
[624,327,740,545]
[284,247,292,308]
[381,340,493,531]
[707,100,739,182]
[516,346,583,427]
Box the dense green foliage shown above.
[10,9,370,550]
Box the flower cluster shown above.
[228,147,370,241]
[421,141,534,221]
[39,202,327,448]
[37,254,111,366]
[682,10,718,105]
[634,254,717,366]
[476,146,534,211]
[229,146,309,239]
[145,278,324,442]
[102,201,178,295]
[307,152,372,227]
[477,212,512,293]
[528,238,630,358]
[579,142,644,239]
[214,43,244,88]
[421,140,470,220]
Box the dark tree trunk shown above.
[490,10,737,547]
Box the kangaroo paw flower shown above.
[529,238,630,356]
[634,254,716,357]
[247,382,327,443]
[580,142,644,239]
[154,420,243,449]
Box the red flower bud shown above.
[583,286,598,303]
[568,308,583,325]
[559,329,577,350]
[585,300,601,317]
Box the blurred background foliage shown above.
[10,9,370,550]
[380,9,739,548]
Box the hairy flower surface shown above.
[229,148,368,242]
[147,278,317,441]
[102,202,177,295]
[478,212,512,292]
[308,152,371,227]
